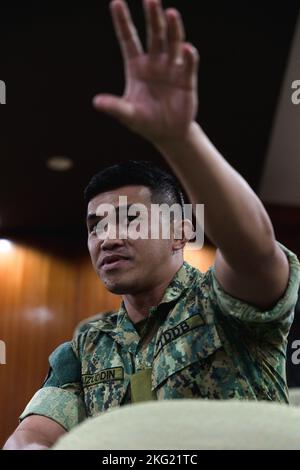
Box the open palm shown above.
[93,0,199,144]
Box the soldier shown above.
[4,0,300,449]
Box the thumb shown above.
[92,94,135,124]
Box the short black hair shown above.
[84,160,185,210]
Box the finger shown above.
[144,0,167,55]
[182,43,200,88]
[166,9,185,64]
[93,94,135,124]
[110,0,143,61]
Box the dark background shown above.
[0,0,299,239]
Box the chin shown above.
[101,276,137,295]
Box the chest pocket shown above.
[82,366,129,416]
[151,316,222,391]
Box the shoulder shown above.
[72,310,119,356]
[74,310,119,334]
[182,261,214,306]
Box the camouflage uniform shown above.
[20,243,300,431]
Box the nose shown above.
[99,222,126,251]
[101,236,125,251]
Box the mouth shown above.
[99,255,131,271]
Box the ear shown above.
[171,218,194,252]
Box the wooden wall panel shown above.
[184,245,216,272]
[0,239,215,447]
[0,241,81,446]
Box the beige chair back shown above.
[53,399,300,450]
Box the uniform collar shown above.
[109,262,198,353]
[158,261,196,305]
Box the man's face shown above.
[87,185,178,295]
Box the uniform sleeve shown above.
[19,342,87,431]
[206,242,300,333]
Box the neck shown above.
[123,261,183,324]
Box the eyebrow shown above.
[86,204,136,223]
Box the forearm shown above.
[3,429,51,450]
[3,415,66,450]
[156,122,276,269]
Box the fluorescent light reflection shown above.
[0,239,13,254]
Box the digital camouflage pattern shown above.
[20,243,300,431]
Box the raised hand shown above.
[93,0,199,145]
